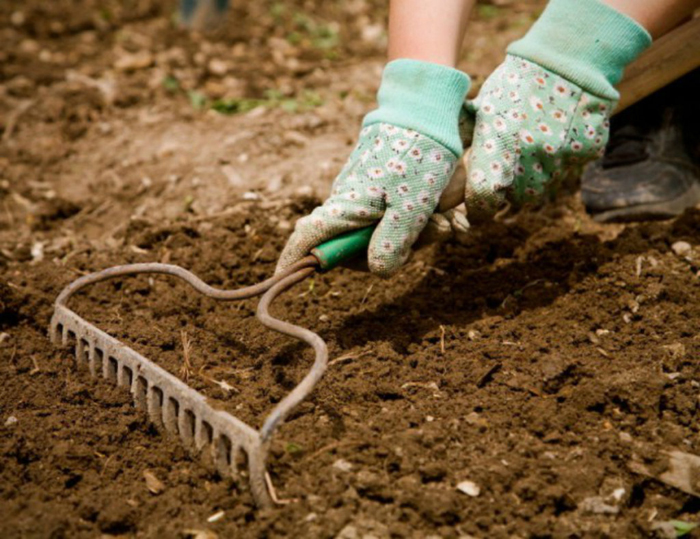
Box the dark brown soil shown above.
[4,201,700,538]
[2,0,700,538]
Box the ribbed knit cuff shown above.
[507,0,651,99]
[362,59,471,157]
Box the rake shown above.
[50,228,372,508]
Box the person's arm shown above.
[388,0,477,67]
[602,0,700,38]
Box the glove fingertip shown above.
[366,220,414,278]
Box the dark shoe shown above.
[582,70,700,223]
[582,110,700,222]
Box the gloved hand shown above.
[277,59,470,277]
[461,0,651,223]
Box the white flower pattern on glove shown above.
[464,56,614,222]
[276,123,457,277]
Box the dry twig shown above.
[2,100,33,142]
[264,472,299,505]
[29,355,41,375]
[180,330,194,382]
[328,349,373,367]
[360,284,374,306]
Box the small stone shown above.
[467,330,481,341]
[31,242,45,262]
[332,459,353,472]
[10,11,25,26]
[115,51,154,71]
[456,480,480,497]
[283,130,309,146]
[143,469,165,495]
[266,175,283,192]
[183,530,218,539]
[611,488,626,501]
[336,517,389,539]
[619,432,632,443]
[464,411,488,429]
[663,342,686,359]
[242,191,260,201]
[232,43,247,57]
[579,496,619,515]
[361,23,384,44]
[295,185,314,197]
[19,39,40,54]
[4,415,18,426]
[671,241,692,256]
[220,165,243,187]
[319,314,330,323]
[336,524,359,539]
[207,58,229,76]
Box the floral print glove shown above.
[277,60,470,277]
[462,0,651,223]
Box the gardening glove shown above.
[462,0,651,223]
[277,59,470,277]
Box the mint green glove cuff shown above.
[362,59,471,157]
[507,0,651,100]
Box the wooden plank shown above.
[616,17,700,113]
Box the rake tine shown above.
[195,417,213,450]
[162,394,179,435]
[90,345,104,378]
[147,385,164,426]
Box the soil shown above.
[2,1,700,538]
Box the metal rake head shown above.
[50,258,322,508]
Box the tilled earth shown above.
[2,1,700,538]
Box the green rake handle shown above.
[311,226,374,271]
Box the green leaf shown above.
[162,75,180,93]
[211,98,263,115]
[285,442,304,455]
[270,2,285,20]
[188,91,207,110]
[671,520,698,537]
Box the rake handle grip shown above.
[311,226,374,271]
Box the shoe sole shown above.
[590,180,700,223]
